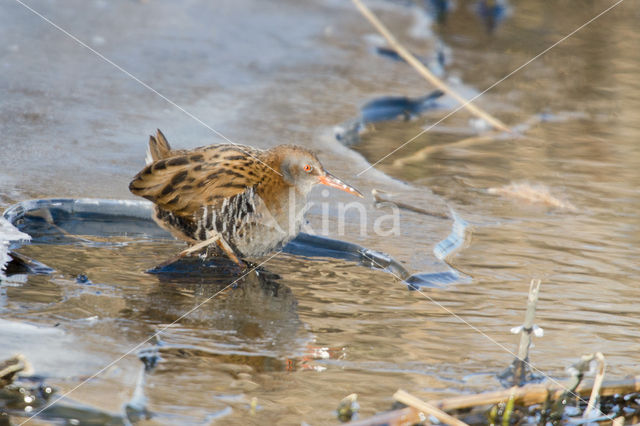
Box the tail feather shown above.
[146,129,172,164]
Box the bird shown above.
[129,130,363,266]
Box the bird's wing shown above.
[130,144,266,217]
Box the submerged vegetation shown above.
[344,281,639,425]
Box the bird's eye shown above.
[303,164,313,173]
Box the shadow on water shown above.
[134,262,304,357]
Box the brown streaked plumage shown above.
[129,129,363,264]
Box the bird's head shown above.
[272,145,363,198]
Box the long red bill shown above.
[317,172,364,198]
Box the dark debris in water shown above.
[475,0,511,34]
[0,356,28,389]
[335,90,444,146]
[75,274,91,284]
[336,393,359,423]
[0,379,55,417]
[425,0,453,23]
[497,356,545,389]
[0,354,143,425]
[382,0,452,22]
[2,251,53,277]
[1,374,127,425]
[374,45,447,76]
[350,377,640,425]
[138,347,161,372]
[488,391,640,426]
[361,90,444,123]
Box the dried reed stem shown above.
[392,133,498,166]
[583,352,606,418]
[351,0,511,133]
[514,279,542,375]
[349,376,640,425]
[372,189,450,219]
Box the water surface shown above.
[1,0,639,424]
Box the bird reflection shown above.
[125,257,307,361]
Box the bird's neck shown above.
[257,172,308,213]
[255,147,313,228]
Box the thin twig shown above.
[517,279,542,360]
[0,354,30,387]
[390,111,552,167]
[372,189,450,219]
[394,389,468,426]
[498,279,543,386]
[346,406,419,426]
[351,0,511,133]
[612,416,625,426]
[392,133,498,166]
[429,375,639,412]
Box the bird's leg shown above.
[182,235,221,257]
[215,237,243,266]
[153,236,220,269]
[153,227,242,268]
[184,231,243,266]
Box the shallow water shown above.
[1,0,640,424]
